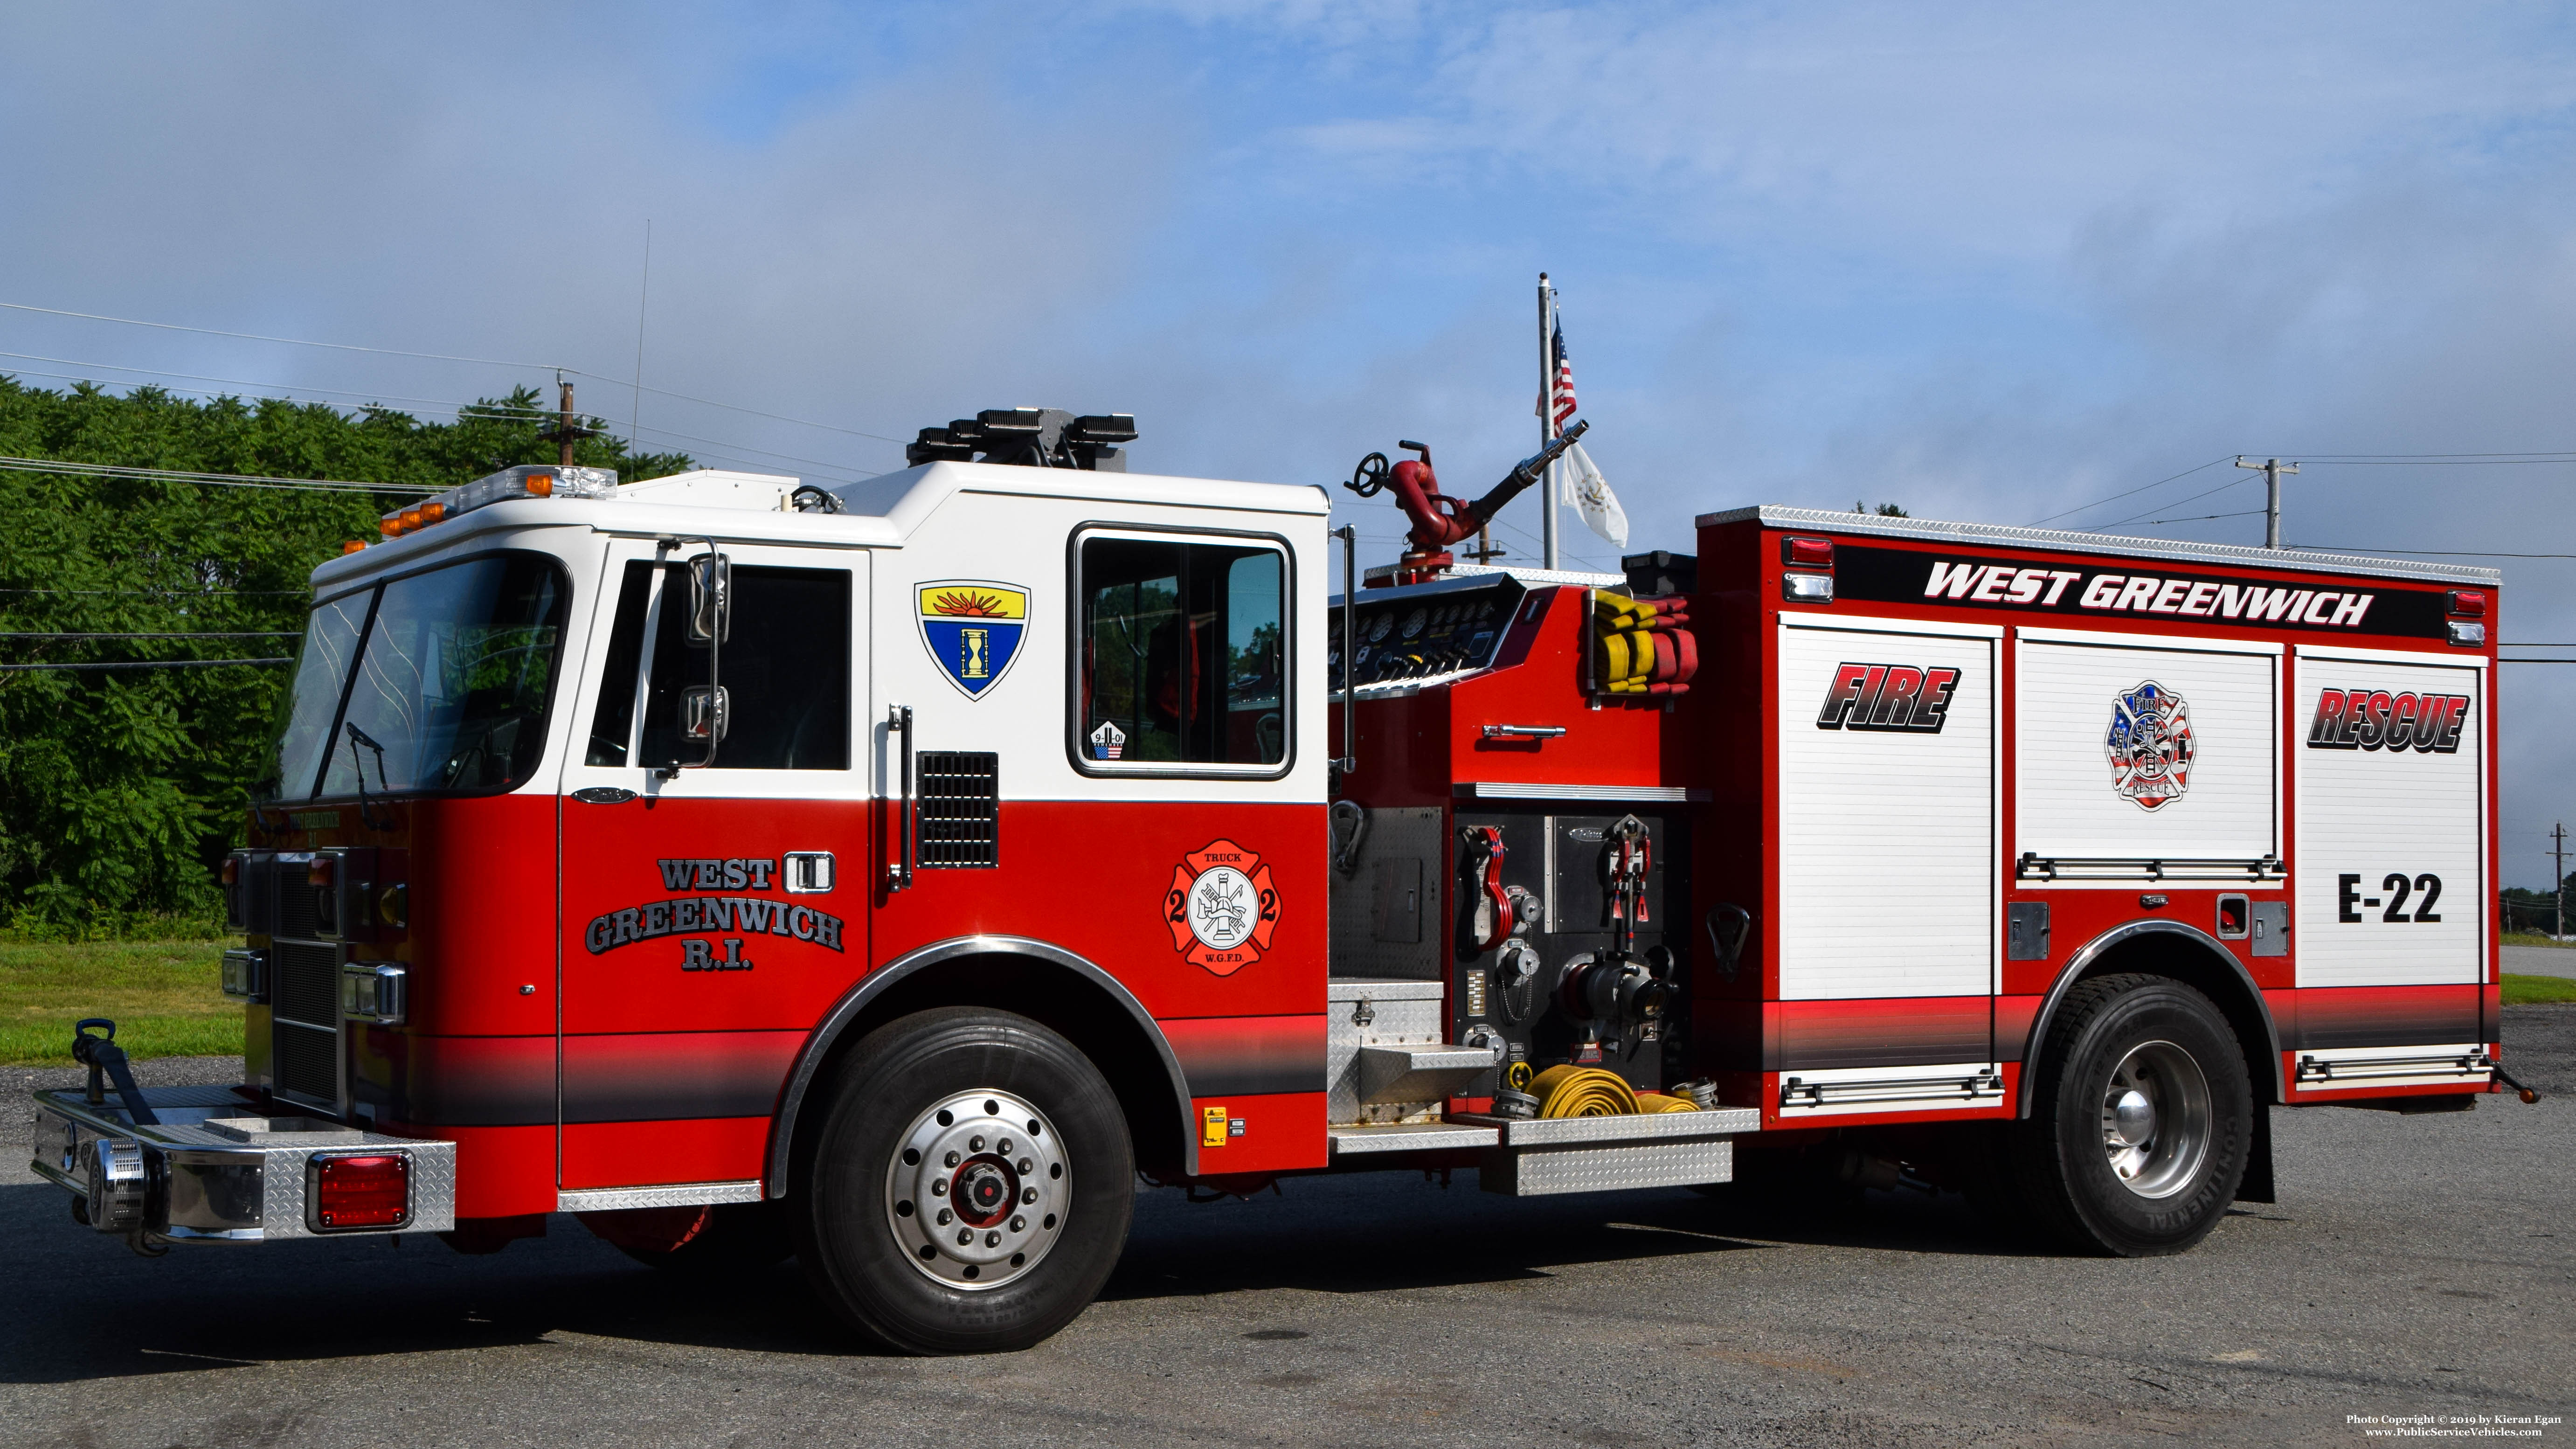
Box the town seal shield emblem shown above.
[915,582,1028,699]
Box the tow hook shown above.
[2493,1064,2541,1105]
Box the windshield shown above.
[261,552,571,801]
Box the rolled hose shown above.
[1633,1091,1700,1114]
[1529,1065,1639,1117]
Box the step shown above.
[1355,1044,1499,1105]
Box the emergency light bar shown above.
[378,464,618,540]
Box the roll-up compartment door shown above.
[1775,618,1997,1000]
[2292,650,2485,988]
[2015,632,2279,879]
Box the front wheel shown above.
[796,1006,1135,1354]
[2006,973,2251,1256]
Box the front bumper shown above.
[29,1085,457,1244]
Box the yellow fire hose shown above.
[1633,1091,1700,1113]
[1529,1065,1636,1117]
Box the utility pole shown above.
[543,377,595,466]
[2235,456,2300,549]
[2555,821,2567,938]
[1538,273,1559,571]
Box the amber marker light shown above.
[524,472,554,497]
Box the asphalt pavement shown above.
[2504,944,2576,980]
[4,1013,2569,1449]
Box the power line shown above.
[0,299,556,370]
[0,586,306,596]
[0,657,291,673]
[2128,508,2267,528]
[0,455,431,494]
[3,297,914,450]
[3,356,879,480]
[2096,472,2258,531]
[2027,456,2234,527]
[0,352,561,419]
[2288,546,2576,558]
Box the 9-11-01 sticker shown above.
[1167,839,1280,977]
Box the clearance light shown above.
[2448,589,2486,618]
[1782,536,1835,569]
[1782,572,1835,603]
[380,515,404,538]
[525,472,554,497]
[419,502,444,525]
[307,857,336,890]
[400,507,424,530]
[308,1152,411,1232]
[342,962,407,1025]
[341,540,367,555]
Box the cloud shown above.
[7,1,2576,880]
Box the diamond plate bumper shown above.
[28,1085,457,1243]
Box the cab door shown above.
[554,536,870,1196]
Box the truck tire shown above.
[2007,972,2251,1256]
[796,1006,1134,1354]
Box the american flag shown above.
[1547,318,1578,434]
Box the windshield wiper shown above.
[344,722,397,831]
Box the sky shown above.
[7,1,2576,887]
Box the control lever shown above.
[72,1019,159,1126]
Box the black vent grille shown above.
[918,751,999,868]
[274,1020,337,1104]
[274,941,339,1027]
[273,867,322,942]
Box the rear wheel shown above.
[796,1006,1134,1354]
[2006,973,2251,1256]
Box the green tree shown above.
[0,380,689,937]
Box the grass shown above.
[0,934,243,1066]
[2504,973,2576,1005]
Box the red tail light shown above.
[2447,589,2486,618]
[311,1153,410,1230]
[307,857,335,889]
[1783,536,1835,568]
[221,857,240,887]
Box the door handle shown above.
[886,703,914,891]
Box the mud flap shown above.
[2234,1102,2275,1204]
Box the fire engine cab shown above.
[31,406,2518,1354]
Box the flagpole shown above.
[1538,272,1559,569]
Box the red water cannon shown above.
[1345,421,1590,582]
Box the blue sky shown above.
[8,2,2576,885]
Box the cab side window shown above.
[1078,535,1286,770]
[589,561,851,770]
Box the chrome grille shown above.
[918,751,999,868]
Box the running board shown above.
[1327,1108,1761,1197]
[2294,1044,2494,1091]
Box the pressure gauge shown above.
[1400,607,1429,640]
[1367,612,1394,644]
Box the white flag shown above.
[1551,439,1627,550]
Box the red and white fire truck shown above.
[32,407,2522,1353]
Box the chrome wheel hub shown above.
[885,1089,1070,1290]
[2099,1040,2212,1199]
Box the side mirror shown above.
[681,685,730,743]
[686,553,730,644]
